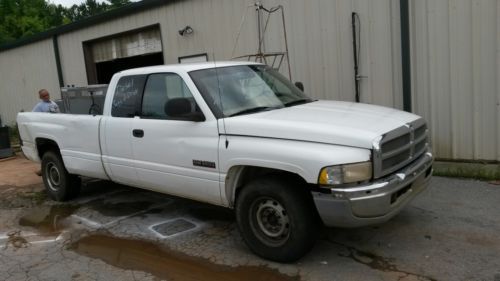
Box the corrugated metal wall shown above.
[410,0,500,161]
[1,0,401,125]
[1,0,498,162]
[56,0,401,106]
[0,39,60,123]
[263,0,403,108]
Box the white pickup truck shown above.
[17,61,433,262]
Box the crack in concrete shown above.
[330,240,437,281]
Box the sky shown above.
[49,0,139,7]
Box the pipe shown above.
[400,0,412,112]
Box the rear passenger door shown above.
[131,73,221,205]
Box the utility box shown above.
[0,126,14,159]
[60,85,108,115]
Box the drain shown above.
[150,219,197,238]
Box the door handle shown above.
[132,129,144,138]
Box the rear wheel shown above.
[235,176,320,262]
[41,151,81,201]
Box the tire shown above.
[41,151,81,201]
[235,176,320,262]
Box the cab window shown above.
[141,73,200,120]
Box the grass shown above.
[8,124,19,144]
[433,161,500,181]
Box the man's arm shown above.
[50,102,60,113]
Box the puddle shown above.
[71,234,299,281]
[18,204,79,236]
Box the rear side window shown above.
[111,75,146,117]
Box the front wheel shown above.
[235,176,320,262]
[41,151,81,201]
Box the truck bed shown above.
[17,112,108,180]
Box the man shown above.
[32,89,60,113]
[33,89,59,176]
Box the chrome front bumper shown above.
[313,152,433,228]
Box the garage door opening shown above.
[84,25,163,84]
[96,52,163,84]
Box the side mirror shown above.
[294,81,304,92]
[185,111,206,122]
[164,98,206,122]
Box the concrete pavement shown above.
[0,156,499,281]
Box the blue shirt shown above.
[32,101,60,113]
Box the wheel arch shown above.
[35,137,61,159]
[225,165,312,208]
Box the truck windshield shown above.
[189,65,312,118]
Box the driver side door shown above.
[131,73,221,205]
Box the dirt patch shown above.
[0,155,41,187]
[71,234,299,281]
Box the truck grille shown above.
[373,118,429,179]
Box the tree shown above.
[63,0,132,22]
[0,0,131,45]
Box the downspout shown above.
[52,35,64,87]
[351,12,360,103]
[400,0,412,112]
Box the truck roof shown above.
[118,61,264,75]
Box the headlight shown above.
[319,162,372,185]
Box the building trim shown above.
[178,53,208,63]
[52,36,64,87]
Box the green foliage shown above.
[8,123,19,145]
[0,0,131,45]
[64,0,109,21]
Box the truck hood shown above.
[222,100,421,149]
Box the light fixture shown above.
[178,26,194,36]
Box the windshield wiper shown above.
[228,106,281,117]
[284,99,313,107]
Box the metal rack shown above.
[231,3,292,80]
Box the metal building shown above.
[0,0,498,162]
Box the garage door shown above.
[84,26,164,84]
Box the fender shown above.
[219,135,371,206]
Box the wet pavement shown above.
[1,155,500,281]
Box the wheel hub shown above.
[255,199,290,240]
[46,162,61,191]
